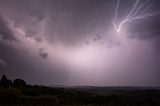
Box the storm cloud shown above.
[0,0,160,86]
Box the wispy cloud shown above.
[0,59,6,66]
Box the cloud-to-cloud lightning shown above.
[113,0,160,32]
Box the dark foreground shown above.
[1,86,160,106]
[0,76,160,106]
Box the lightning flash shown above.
[113,0,160,32]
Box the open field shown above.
[0,86,160,106]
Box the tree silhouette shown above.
[0,75,12,87]
[13,79,26,87]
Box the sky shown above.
[0,0,160,86]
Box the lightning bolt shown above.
[113,0,160,32]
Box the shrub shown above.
[36,95,59,105]
[0,87,22,98]
[13,79,26,87]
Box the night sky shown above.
[0,0,160,86]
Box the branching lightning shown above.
[113,0,160,32]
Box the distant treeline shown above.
[0,75,160,106]
[0,75,26,87]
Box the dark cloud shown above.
[127,17,160,40]
[0,15,17,41]
[0,0,113,45]
[39,48,48,59]
[93,34,101,41]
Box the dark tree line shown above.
[0,75,159,105]
[0,75,26,87]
